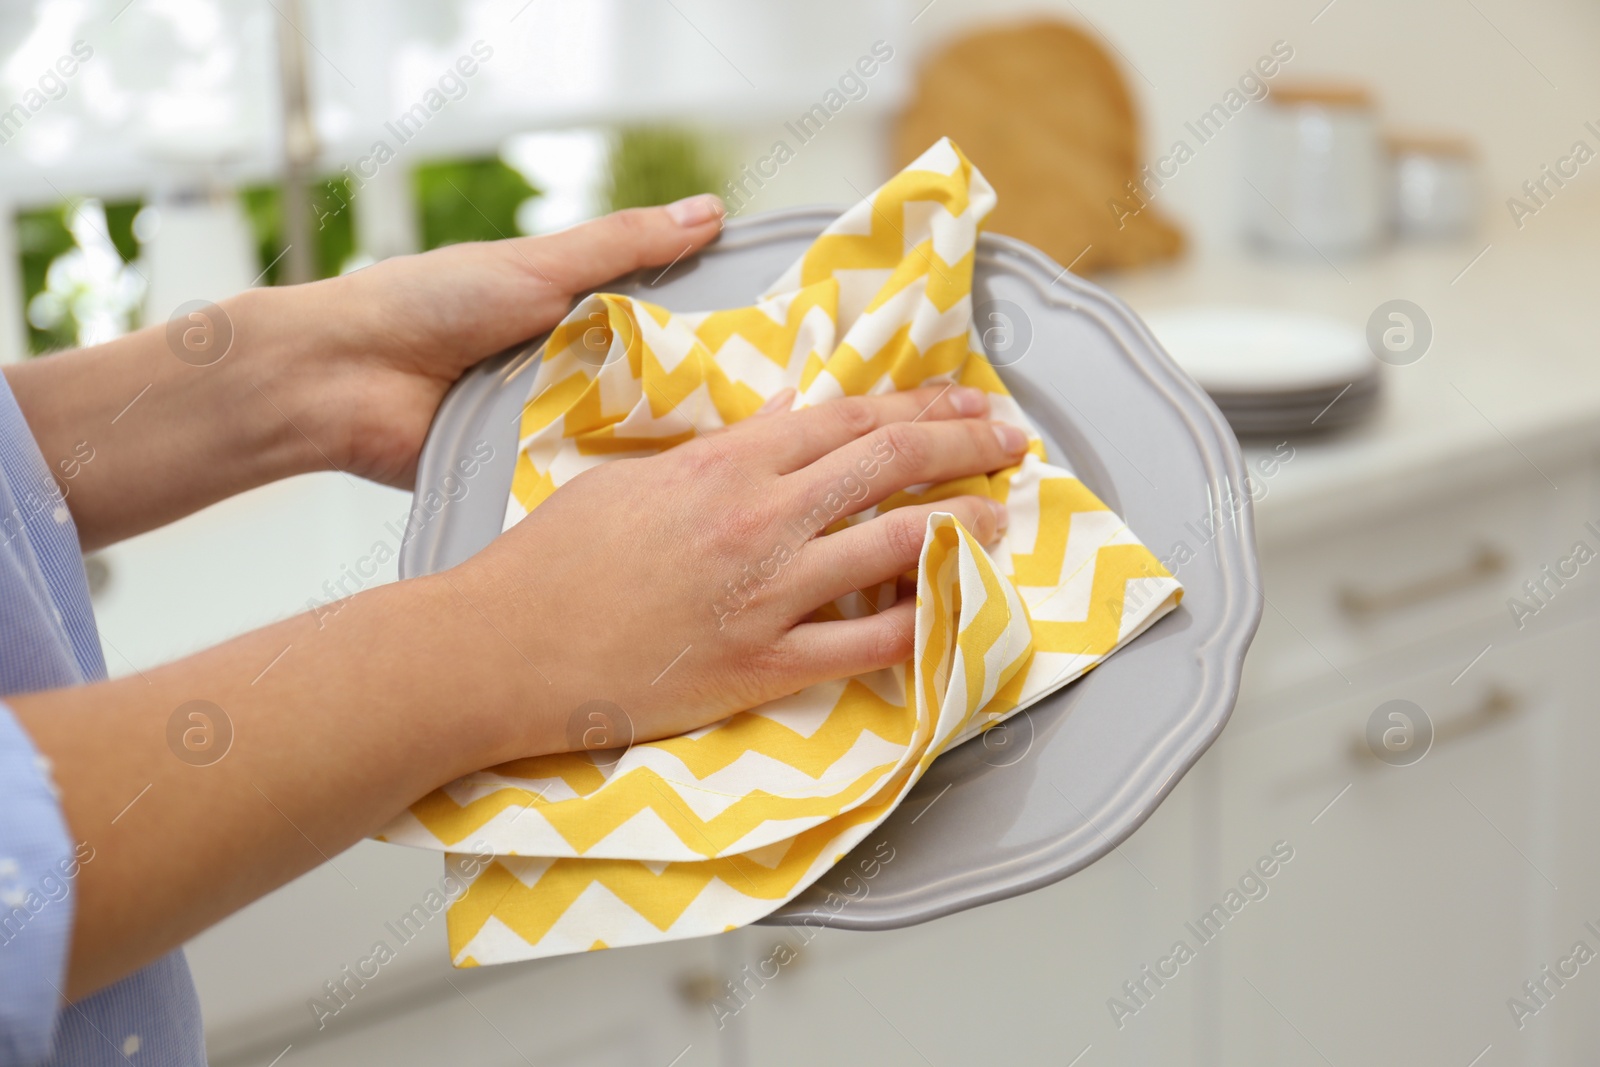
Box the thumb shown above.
[521,194,725,292]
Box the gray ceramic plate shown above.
[397,207,1261,932]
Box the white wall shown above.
[726,0,1600,260]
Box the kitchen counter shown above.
[1104,187,1600,545]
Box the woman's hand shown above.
[283,194,727,489]
[5,194,726,550]
[14,383,1024,998]
[449,384,1025,759]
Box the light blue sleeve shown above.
[0,703,77,1067]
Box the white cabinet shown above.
[1508,611,1600,1064]
[1212,635,1553,1064]
[233,930,724,1067]
[1206,450,1600,1067]
[190,839,727,1067]
[723,762,1208,1067]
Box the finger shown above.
[518,196,726,293]
[783,496,1006,613]
[696,386,796,449]
[730,384,991,474]
[786,418,1028,519]
[781,600,919,684]
[752,386,796,418]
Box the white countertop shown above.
[1103,188,1600,545]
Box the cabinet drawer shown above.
[1246,469,1580,694]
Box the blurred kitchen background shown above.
[8,0,1600,1063]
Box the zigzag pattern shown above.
[377,139,1183,965]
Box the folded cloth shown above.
[379,138,1183,965]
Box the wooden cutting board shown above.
[895,19,1184,274]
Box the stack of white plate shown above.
[1143,308,1381,437]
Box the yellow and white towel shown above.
[380,138,1182,966]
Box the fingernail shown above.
[757,387,796,415]
[665,193,725,227]
[950,385,987,417]
[992,422,1027,454]
[988,499,1009,531]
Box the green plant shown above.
[16,198,142,355]
[603,126,726,212]
[412,157,540,250]
[240,177,357,284]
[102,202,139,264]
[16,206,76,354]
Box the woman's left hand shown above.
[282,193,726,488]
[5,193,725,550]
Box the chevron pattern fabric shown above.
[379,138,1183,965]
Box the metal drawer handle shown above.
[677,970,723,1007]
[1350,684,1520,765]
[1337,545,1507,620]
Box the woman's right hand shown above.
[446,384,1028,761]
[16,384,1025,1000]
